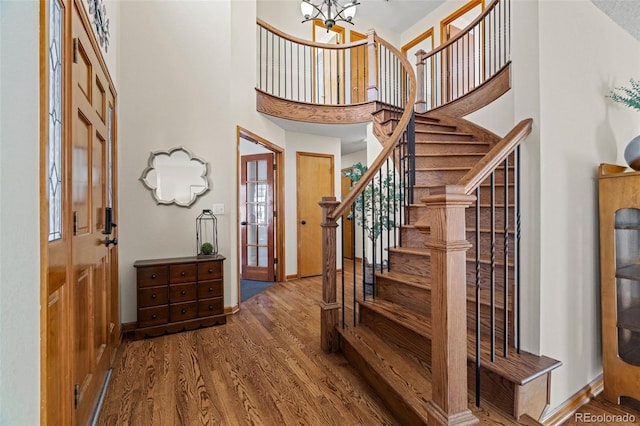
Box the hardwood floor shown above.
[98,269,637,425]
[98,275,399,425]
[561,395,640,426]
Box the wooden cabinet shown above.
[598,164,640,405]
[133,255,226,339]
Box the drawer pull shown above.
[181,308,187,314]
[180,271,186,277]
[152,314,157,319]
[181,290,187,295]
[208,268,213,273]
[151,274,157,279]
[208,287,213,292]
[208,305,214,310]
[151,294,157,299]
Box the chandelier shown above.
[301,0,360,30]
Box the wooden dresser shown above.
[133,255,226,339]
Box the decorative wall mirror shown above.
[140,146,209,207]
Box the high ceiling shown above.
[591,0,640,42]
[355,0,445,34]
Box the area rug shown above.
[240,279,276,302]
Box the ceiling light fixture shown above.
[301,0,360,31]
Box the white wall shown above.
[0,1,41,424]
[404,0,640,411]
[118,0,236,322]
[117,0,347,320]
[536,0,640,408]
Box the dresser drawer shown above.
[169,264,197,283]
[198,280,223,299]
[137,266,168,287]
[198,261,222,280]
[198,298,223,317]
[169,282,197,303]
[169,301,198,321]
[138,305,168,327]
[138,286,168,308]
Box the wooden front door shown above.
[240,153,275,281]
[297,152,334,277]
[44,1,118,424]
[70,2,118,423]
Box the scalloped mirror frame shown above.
[140,146,209,207]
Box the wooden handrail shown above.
[457,118,532,194]
[327,34,416,221]
[257,18,368,50]
[416,0,502,63]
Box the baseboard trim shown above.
[120,321,136,339]
[286,274,299,280]
[225,304,240,315]
[540,374,603,426]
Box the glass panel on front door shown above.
[246,159,269,267]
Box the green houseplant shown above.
[343,162,402,285]
[608,78,640,112]
[608,78,640,170]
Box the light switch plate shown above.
[212,203,225,215]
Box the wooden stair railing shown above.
[417,118,533,417]
[320,31,416,353]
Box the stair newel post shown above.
[319,196,341,353]
[366,29,378,102]
[415,49,426,113]
[423,185,479,426]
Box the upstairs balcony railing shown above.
[257,19,408,108]
[415,0,510,113]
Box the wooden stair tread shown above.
[413,140,489,145]
[389,246,513,267]
[376,269,513,310]
[414,153,485,158]
[389,246,429,256]
[416,166,471,171]
[409,202,515,208]
[358,298,561,385]
[375,269,431,289]
[337,324,433,420]
[415,129,474,137]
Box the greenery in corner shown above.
[201,242,214,255]
[342,162,402,244]
[608,78,640,112]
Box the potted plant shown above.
[608,78,640,170]
[200,242,214,256]
[343,162,402,288]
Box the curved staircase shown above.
[336,111,560,424]
[255,1,561,423]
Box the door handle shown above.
[103,207,117,235]
[104,237,118,247]
[240,221,247,225]
[301,220,307,225]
